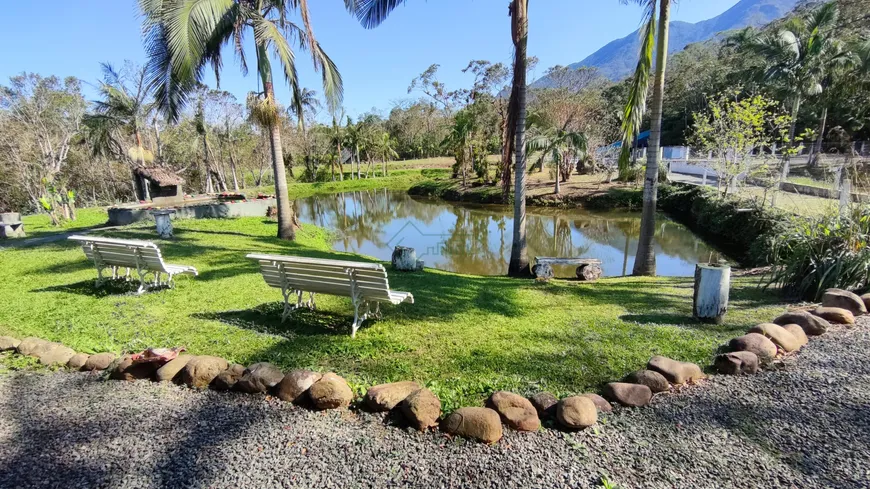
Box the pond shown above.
[295,189,726,277]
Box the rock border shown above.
[0,287,862,444]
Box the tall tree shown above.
[139,0,342,240]
[619,0,672,276]
[1,74,86,223]
[345,0,533,277]
[730,2,843,177]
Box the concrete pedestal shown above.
[150,210,175,238]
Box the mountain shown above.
[533,0,799,85]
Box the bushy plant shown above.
[765,207,870,301]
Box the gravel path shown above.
[1,321,868,489]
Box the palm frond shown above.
[618,0,657,175]
[347,0,408,29]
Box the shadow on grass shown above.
[193,302,355,337]
[32,278,144,297]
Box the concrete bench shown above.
[69,235,198,293]
[534,257,603,279]
[248,253,414,337]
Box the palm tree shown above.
[375,132,398,176]
[730,2,843,174]
[526,112,587,195]
[139,0,342,240]
[345,0,533,276]
[84,63,156,200]
[618,0,672,276]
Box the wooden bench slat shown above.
[247,253,384,271]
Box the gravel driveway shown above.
[1,321,868,489]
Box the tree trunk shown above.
[500,86,516,201]
[508,0,530,277]
[228,150,240,191]
[773,95,802,207]
[632,0,670,276]
[810,106,828,168]
[265,82,296,241]
[337,139,344,181]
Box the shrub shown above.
[764,207,870,301]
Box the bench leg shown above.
[135,268,148,294]
[351,300,371,338]
[281,288,295,322]
[307,292,316,310]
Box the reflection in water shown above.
[295,189,725,277]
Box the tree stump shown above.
[532,263,554,281]
[693,264,731,324]
[576,264,602,281]
[392,246,418,271]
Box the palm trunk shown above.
[632,0,670,277]
[265,82,296,240]
[501,102,515,202]
[508,0,530,277]
[337,140,344,181]
[810,106,828,167]
[773,95,802,206]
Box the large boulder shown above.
[309,372,353,410]
[812,306,855,325]
[730,333,777,360]
[67,353,90,370]
[155,355,193,382]
[647,356,705,385]
[109,355,160,381]
[581,393,613,413]
[84,352,117,371]
[400,388,441,430]
[211,364,246,391]
[0,336,20,351]
[528,392,559,419]
[624,369,669,393]
[181,356,228,389]
[441,407,503,443]
[773,311,829,336]
[16,337,51,357]
[714,351,759,375]
[235,362,285,393]
[821,288,867,316]
[364,381,422,412]
[747,323,802,353]
[781,324,809,346]
[556,396,597,430]
[275,369,322,403]
[602,382,652,407]
[486,391,540,432]
[37,343,76,366]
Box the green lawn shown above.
[21,207,111,238]
[0,213,788,410]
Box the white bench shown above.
[248,253,414,337]
[69,235,198,293]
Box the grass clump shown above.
[0,214,785,411]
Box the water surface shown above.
[295,189,725,277]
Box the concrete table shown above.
[150,209,176,238]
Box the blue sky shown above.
[1,1,737,121]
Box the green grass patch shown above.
[0,215,786,411]
[409,178,505,204]
[20,207,110,238]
